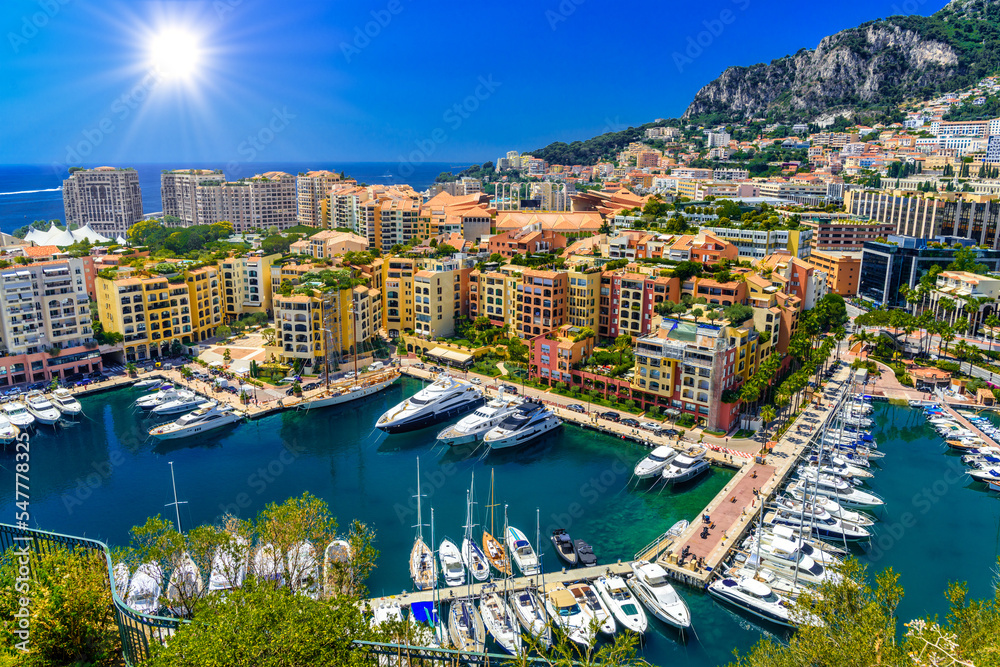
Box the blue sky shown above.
[0,0,949,167]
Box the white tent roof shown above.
[70,224,109,243]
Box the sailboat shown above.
[163,462,203,616]
[461,483,490,582]
[410,458,436,591]
[482,469,512,576]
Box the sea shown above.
[0,162,471,234]
[1,381,998,666]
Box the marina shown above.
[4,364,1000,664]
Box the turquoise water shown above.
[1,384,997,665]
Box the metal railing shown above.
[0,522,182,666]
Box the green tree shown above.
[216,324,233,340]
[0,547,121,667]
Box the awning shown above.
[426,347,473,366]
[209,361,223,368]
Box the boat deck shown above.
[939,405,999,449]
[367,561,634,608]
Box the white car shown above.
[470,377,482,385]
[641,422,662,432]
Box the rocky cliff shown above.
[683,0,1000,121]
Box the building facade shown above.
[63,167,143,238]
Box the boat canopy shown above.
[739,578,772,597]
[410,601,439,625]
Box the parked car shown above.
[502,384,518,394]
[470,377,482,385]
[641,421,662,432]
[600,411,620,422]
[566,404,586,413]
[662,428,679,436]
[412,362,425,369]
[621,418,640,428]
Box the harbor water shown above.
[1,380,998,665]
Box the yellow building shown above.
[469,269,520,331]
[97,271,210,362]
[382,257,418,335]
[184,266,223,342]
[566,267,601,330]
[221,252,280,320]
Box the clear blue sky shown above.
[0,0,949,167]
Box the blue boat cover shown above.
[411,601,439,625]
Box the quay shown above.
[367,561,634,608]
[939,403,1000,449]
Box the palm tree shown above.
[938,296,957,326]
[760,405,776,434]
[986,314,1000,354]
[940,325,956,358]
[850,330,871,356]
[614,334,632,366]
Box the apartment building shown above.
[800,218,896,251]
[469,269,519,330]
[599,272,679,339]
[161,171,298,232]
[161,169,224,225]
[410,258,471,339]
[804,250,861,296]
[516,269,568,338]
[289,231,368,260]
[297,170,342,227]
[271,282,381,371]
[97,272,211,362]
[63,167,144,238]
[930,270,1000,333]
[698,226,812,260]
[220,252,280,320]
[0,258,99,384]
[566,268,601,331]
[846,189,1000,246]
[382,257,418,336]
[632,319,744,431]
[529,326,596,386]
[666,233,739,263]
[486,228,567,259]
[759,253,828,310]
[756,181,829,199]
[675,180,741,200]
[744,273,802,355]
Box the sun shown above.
[148,28,201,80]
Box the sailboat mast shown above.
[535,507,541,584]
[166,461,187,533]
[415,457,423,542]
[351,300,359,379]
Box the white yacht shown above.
[788,475,884,509]
[252,543,284,584]
[661,446,710,485]
[708,576,800,628]
[376,375,483,433]
[0,415,19,445]
[567,581,616,635]
[50,388,82,418]
[149,403,241,440]
[743,535,841,586]
[483,401,562,450]
[165,553,203,616]
[627,561,691,629]
[774,495,875,528]
[208,536,249,592]
[136,388,183,410]
[505,526,540,575]
[765,507,871,542]
[634,445,678,479]
[126,562,163,614]
[439,538,466,587]
[461,536,490,582]
[133,378,161,390]
[436,389,521,446]
[594,575,647,634]
[479,588,523,655]
[286,541,319,599]
[151,391,204,416]
[25,392,60,425]
[509,588,551,647]
[449,597,486,654]
[299,369,400,410]
[4,401,35,429]
[541,583,595,649]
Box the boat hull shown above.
[377,396,484,434]
[149,416,241,440]
[485,417,561,450]
[708,584,793,628]
[299,375,398,410]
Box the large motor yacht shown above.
[376,374,483,433]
